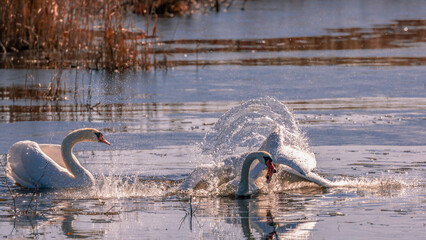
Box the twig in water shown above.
[24,161,48,217]
[0,155,17,216]
[104,205,120,216]
[179,195,201,231]
[226,0,235,10]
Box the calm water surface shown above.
[0,0,425,239]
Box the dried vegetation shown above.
[0,0,155,72]
[0,0,234,72]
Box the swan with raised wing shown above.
[252,126,334,187]
[6,128,110,189]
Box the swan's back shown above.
[258,127,334,187]
[259,127,316,174]
[7,141,71,188]
[38,144,67,168]
[277,145,316,174]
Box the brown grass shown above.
[0,0,154,72]
[0,0,235,72]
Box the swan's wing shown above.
[259,127,317,174]
[275,146,316,174]
[6,142,35,188]
[276,164,334,187]
[303,172,335,187]
[252,163,333,188]
[38,144,67,169]
[7,141,72,188]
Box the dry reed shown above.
[0,0,153,72]
[0,0,234,72]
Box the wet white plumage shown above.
[255,126,334,187]
[181,126,333,196]
[6,128,110,189]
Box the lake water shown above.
[0,0,425,239]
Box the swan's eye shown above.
[95,132,111,145]
[94,132,101,140]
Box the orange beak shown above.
[98,134,111,145]
[265,159,277,183]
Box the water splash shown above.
[182,97,422,197]
[201,96,309,159]
[182,97,318,196]
[53,175,181,199]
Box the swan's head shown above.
[71,128,111,145]
[255,151,277,183]
[94,131,110,145]
[237,151,277,197]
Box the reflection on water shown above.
[170,56,426,67]
[1,186,320,239]
[1,98,425,123]
[237,196,317,240]
[0,85,70,101]
[2,17,425,68]
[0,193,112,239]
[160,19,426,67]
[162,20,426,53]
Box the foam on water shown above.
[332,175,423,190]
[47,175,179,200]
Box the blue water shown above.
[0,0,425,239]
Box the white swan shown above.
[180,151,276,197]
[236,151,277,197]
[6,128,110,189]
[253,126,334,187]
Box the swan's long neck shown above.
[61,131,93,181]
[237,152,263,196]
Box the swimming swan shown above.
[180,151,276,197]
[237,151,276,197]
[6,128,110,189]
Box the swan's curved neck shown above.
[237,152,264,197]
[61,131,92,180]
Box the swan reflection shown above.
[1,194,109,239]
[237,195,317,240]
